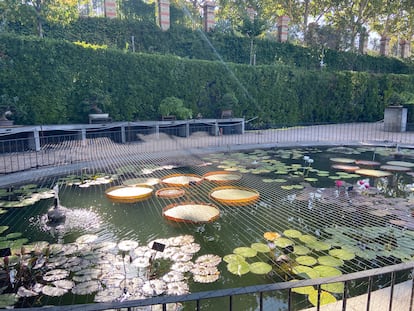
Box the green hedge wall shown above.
[1,34,414,127]
[9,18,411,74]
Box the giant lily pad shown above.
[355,169,392,178]
[233,247,257,258]
[386,161,414,168]
[227,261,250,276]
[249,262,272,274]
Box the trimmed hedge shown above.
[1,34,414,126]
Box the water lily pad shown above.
[249,262,272,274]
[308,290,337,306]
[329,248,355,260]
[299,235,317,244]
[330,158,355,164]
[227,261,250,276]
[386,161,414,168]
[223,254,246,264]
[283,229,302,238]
[291,283,315,295]
[233,247,257,258]
[321,282,345,294]
[251,243,270,253]
[5,232,22,240]
[307,241,331,251]
[293,245,311,255]
[317,256,344,267]
[292,265,320,279]
[274,238,294,248]
[0,226,9,234]
[0,294,18,308]
[313,265,342,277]
[295,256,317,266]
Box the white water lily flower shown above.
[118,240,139,252]
[162,271,184,283]
[180,243,201,254]
[171,261,194,273]
[141,279,166,296]
[166,281,189,296]
[195,254,221,267]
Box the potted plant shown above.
[383,92,409,132]
[220,93,238,118]
[82,89,111,123]
[0,94,19,126]
[159,97,192,120]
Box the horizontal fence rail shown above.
[0,121,413,310]
[0,122,413,175]
[11,262,414,311]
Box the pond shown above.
[0,146,413,309]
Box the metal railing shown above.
[12,262,414,311]
[0,122,413,175]
[1,121,414,310]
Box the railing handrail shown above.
[12,262,414,311]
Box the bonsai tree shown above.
[221,93,238,110]
[159,97,192,120]
[82,89,111,114]
[0,94,19,121]
[386,92,404,107]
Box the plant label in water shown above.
[152,242,166,252]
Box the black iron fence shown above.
[0,122,413,175]
[12,262,414,311]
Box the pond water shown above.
[0,146,413,309]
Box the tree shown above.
[237,12,268,65]
[0,0,80,37]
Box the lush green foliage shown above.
[2,34,414,127]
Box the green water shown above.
[1,146,414,309]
